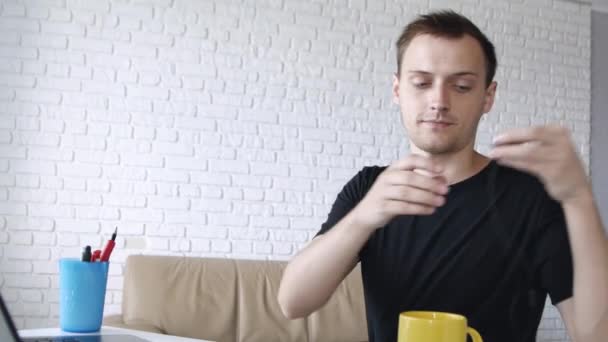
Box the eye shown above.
[454,84,472,93]
[413,82,430,89]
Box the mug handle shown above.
[467,327,483,342]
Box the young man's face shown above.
[393,33,497,155]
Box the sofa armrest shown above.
[103,314,124,326]
[103,314,164,334]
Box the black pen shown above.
[81,245,92,262]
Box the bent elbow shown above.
[280,303,302,320]
[277,290,308,320]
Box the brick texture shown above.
[0,0,591,339]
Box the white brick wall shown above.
[0,0,590,340]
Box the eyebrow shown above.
[407,70,479,77]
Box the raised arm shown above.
[491,125,608,342]
[278,156,449,318]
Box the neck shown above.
[409,143,490,185]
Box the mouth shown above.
[419,120,455,128]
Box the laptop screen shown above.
[0,293,20,342]
[1,293,152,342]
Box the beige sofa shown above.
[104,255,368,342]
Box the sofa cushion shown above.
[119,255,367,342]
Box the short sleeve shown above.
[533,197,574,305]
[314,166,385,238]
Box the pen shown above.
[91,249,101,262]
[100,227,117,262]
[81,245,91,262]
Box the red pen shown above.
[100,227,117,262]
[91,249,101,262]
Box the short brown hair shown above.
[396,10,497,86]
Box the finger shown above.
[488,142,542,161]
[384,170,449,195]
[494,124,569,146]
[413,168,446,180]
[384,199,437,216]
[383,185,446,207]
[388,155,444,174]
[495,158,540,176]
[493,126,546,146]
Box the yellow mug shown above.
[398,311,483,342]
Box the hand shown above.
[489,125,590,203]
[350,155,449,232]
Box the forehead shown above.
[401,34,486,74]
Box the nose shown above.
[429,83,450,113]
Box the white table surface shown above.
[19,325,215,342]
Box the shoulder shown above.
[338,165,388,200]
[491,162,564,223]
[353,165,389,188]
[493,162,547,195]
[356,165,387,181]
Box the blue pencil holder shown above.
[59,258,109,332]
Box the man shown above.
[278,10,608,342]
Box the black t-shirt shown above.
[316,161,573,342]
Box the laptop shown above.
[1,293,148,342]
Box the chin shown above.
[422,147,455,155]
[414,141,459,155]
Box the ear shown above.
[392,73,400,105]
[482,81,497,113]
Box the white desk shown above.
[19,326,215,342]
